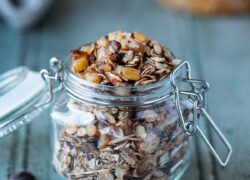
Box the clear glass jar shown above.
[0,56,232,180]
[50,60,192,179]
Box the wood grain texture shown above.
[0,0,201,179]
[194,17,250,180]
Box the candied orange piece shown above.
[72,56,89,72]
[133,32,148,43]
[122,67,140,81]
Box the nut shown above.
[65,125,78,135]
[87,124,98,136]
[84,72,102,84]
[70,31,175,86]
[56,31,191,180]
[77,127,87,137]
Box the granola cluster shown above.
[52,32,190,180]
[70,31,181,86]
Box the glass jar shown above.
[0,56,232,180]
[50,60,192,179]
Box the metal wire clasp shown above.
[170,60,232,166]
[40,57,64,104]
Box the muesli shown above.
[70,31,181,86]
[52,31,191,180]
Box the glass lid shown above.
[0,67,47,138]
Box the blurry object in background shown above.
[159,0,250,15]
[0,0,54,30]
[9,171,36,180]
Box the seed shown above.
[77,127,87,137]
[72,56,89,72]
[87,124,98,137]
[65,125,78,135]
[133,32,148,43]
[122,67,140,81]
[84,72,102,84]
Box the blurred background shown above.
[0,0,250,179]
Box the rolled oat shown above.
[52,31,190,180]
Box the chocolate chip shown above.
[9,172,36,180]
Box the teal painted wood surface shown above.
[0,0,249,179]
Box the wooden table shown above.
[0,0,249,179]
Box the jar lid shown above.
[0,67,47,138]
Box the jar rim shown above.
[65,57,172,92]
[62,48,181,106]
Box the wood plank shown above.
[0,24,25,73]
[0,22,29,179]
[0,0,217,179]
[194,17,250,180]
[168,13,215,180]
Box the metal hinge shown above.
[170,60,232,166]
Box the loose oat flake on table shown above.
[52,31,191,180]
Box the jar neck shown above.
[63,63,179,107]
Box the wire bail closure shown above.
[170,60,232,166]
[40,57,64,103]
[41,58,232,166]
